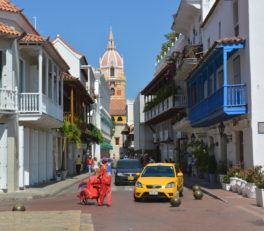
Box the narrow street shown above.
[0,177,264,231]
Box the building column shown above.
[18,126,24,189]
[45,55,49,95]
[70,88,74,124]
[38,48,43,113]
[51,63,54,101]
[24,127,30,186]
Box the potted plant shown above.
[221,175,231,191]
[227,166,241,193]
[255,173,264,207]
[244,166,262,198]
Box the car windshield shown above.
[116,160,142,169]
[141,166,175,177]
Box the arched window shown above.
[111,88,115,96]
[117,117,123,121]
[110,67,115,77]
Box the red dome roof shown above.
[100,49,123,67]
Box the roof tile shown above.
[110,99,126,115]
[0,0,21,13]
[185,37,245,80]
[19,33,48,43]
[0,22,21,36]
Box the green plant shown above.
[190,140,209,174]
[222,175,230,184]
[244,165,262,183]
[156,31,179,62]
[61,121,81,170]
[227,166,242,177]
[254,174,264,189]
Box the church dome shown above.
[100,28,123,67]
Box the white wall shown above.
[248,0,264,167]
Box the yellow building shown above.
[99,28,127,159]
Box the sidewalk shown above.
[184,175,264,215]
[0,173,91,202]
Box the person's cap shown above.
[102,158,107,163]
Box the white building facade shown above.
[170,0,264,169]
[0,1,69,192]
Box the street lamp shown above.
[218,122,225,137]
[191,133,196,143]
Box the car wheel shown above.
[115,181,119,186]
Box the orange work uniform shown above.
[97,163,112,206]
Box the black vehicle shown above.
[115,159,142,185]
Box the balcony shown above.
[155,34,185,74]
[190,84,247,127]
[19,93,63,127]
[145,94,187,124]
[0,88,17,112]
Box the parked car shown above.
[115,159,143,185]
[134,163,184,202]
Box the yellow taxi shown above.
[134,163,183,201]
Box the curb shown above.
[0,174,91,202]
[184,182,229,204]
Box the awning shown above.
[100,142,113,150]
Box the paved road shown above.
[0,180,264,231]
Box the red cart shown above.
[76,176,101,205]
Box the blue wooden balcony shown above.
[187,38,247,127]
[190,84,246,127]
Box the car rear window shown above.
[116,160,142,169]
[141,166,175,177]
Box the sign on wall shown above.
[258,122,264,134]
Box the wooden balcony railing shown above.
[0,88,17,111]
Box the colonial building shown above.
[99,28,126,159]
[52,36,94,175]
[0,0,69,192]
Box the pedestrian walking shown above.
[93,157,100,175]
[75,155,82,175]
[97,158,112,207]
[149,156,155,163]
[87,156,94,173]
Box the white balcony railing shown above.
[145,94,187,122]
[19,93,63,122]
[155,34,185,73]
[0,88,17,111]
[19,93,40,113]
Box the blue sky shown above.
[12,0,180,99]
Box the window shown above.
[117,116,123,121]
[233,56,241,84]
[19,59,24,92]
[115,137,120,145]
[54,66,57,103]
[207,37,211,49]
[110,67,115,77]
[217,70,223,89]
[0,51,3,88]
[48,60,52,98]
[203,79,208,98]
[111,88,115,96]
[233,0,239,36]
[209,74,214,95]
[191,85,197,105]
[218,21,221,39]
